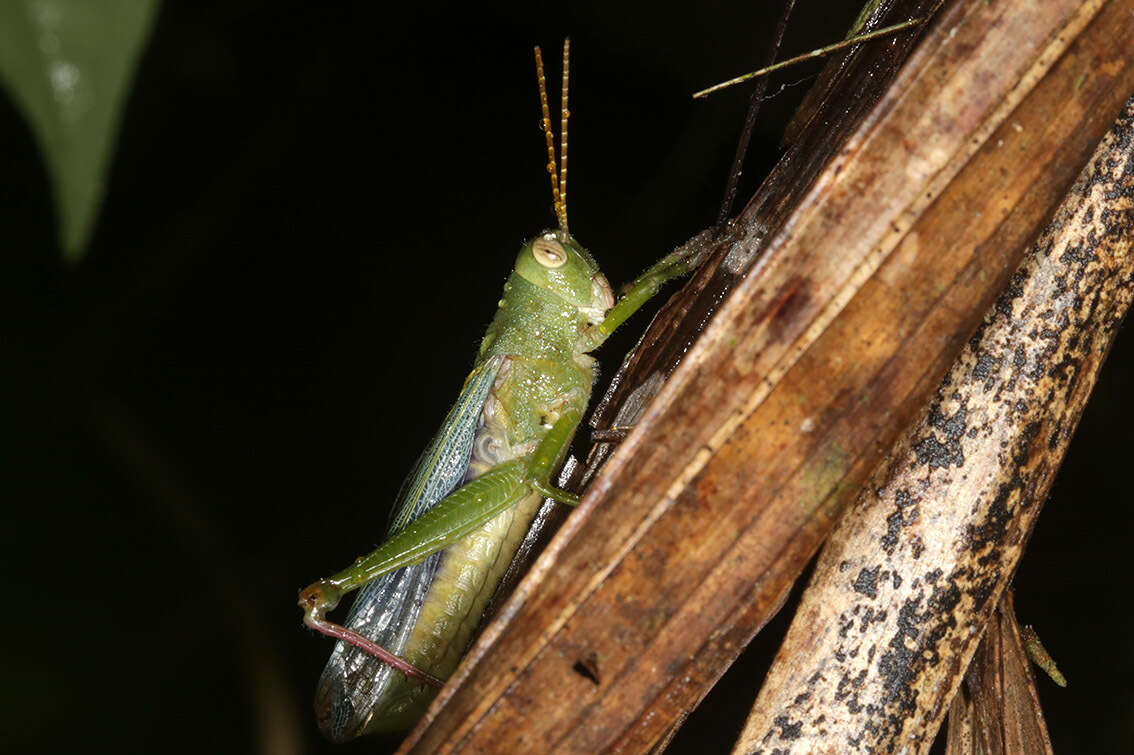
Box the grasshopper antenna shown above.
[535,41,570,232]
[559,39,570,233]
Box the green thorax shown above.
[474,230,613,448]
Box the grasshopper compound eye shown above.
[532,237,568,268]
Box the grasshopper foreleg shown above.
[582,230,714,350]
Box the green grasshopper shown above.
[298,40,708,741]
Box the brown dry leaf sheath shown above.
[947,593,1055,755]
[733,96,1134,755]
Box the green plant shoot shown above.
[298,40,708,741]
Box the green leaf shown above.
[0,0,159,262]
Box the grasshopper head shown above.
[515,229,614,325]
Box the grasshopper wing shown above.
[316,355,504,739]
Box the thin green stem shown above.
[693,17,926,99]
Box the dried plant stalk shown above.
[733,96,1134,754]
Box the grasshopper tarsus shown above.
[298,579,341,616]
[591,427,630,444]
[532,478,580,507]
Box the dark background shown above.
[2,2,1130,753]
